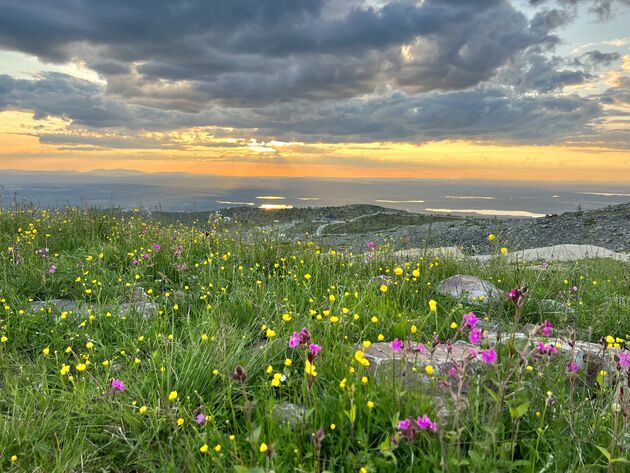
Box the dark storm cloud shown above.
[0,0,562,108]
[578,50,621,67]
[528,0,630,19]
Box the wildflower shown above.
[75,363,87,372]
[49,264,57,273]
[200,444,209,453]
[259,443,268,453]
[367,400,374,409]
[308,343,322,356]
[153,243,161,250]
[367,241,377,250]
[425,365,434,375]
[266,328,276,338]
[379,284,388,293]
[139,406,147,414]
[330,423,336,430]
[42,347,50,356]
[304,273,312,281]
[480,349,497,364]
[416,415,438,432]
[469,327,482,345]
[488,234,495,241]
[231,365,247,383]
[619,352,630,368]
[60,364,70,376]
[284,358,292,366]
[463,312,479,328]
[177,417,185,426]
[196,413,206,424]
[111,379,126,392]
[541,320,553,337]
[354,350,370,366]
[450,322,458,329]
[566,361,580,373]
[339,378,347,389]
[305,360,317,377]
[428,299,437,312]
[412,269,420,278]
[536,342,558,355]
[391,338,404,352]
[394,267,403,276]
[500,247,508,254]
[398,419,411,430]
[289,332,301,348]
[168,391,178,401]
[214,444,221,453]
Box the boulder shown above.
[30,299,83,314]
[437,275,503,303]
[272,402,306,428]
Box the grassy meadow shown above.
[0,207,628,472]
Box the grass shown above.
[0,207,628,472]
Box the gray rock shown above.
[30,299,83,314]
[437,275,504,303]
[536,299,575,316]
[116,302,160,319]
[272,402,306,428]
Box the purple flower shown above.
[367,241,377,250]
[111,378,126,392]
[462,312,478,328]
[132,259,139,265]
[566,361,580,373]
[480,348,497,364]
[398,419,410,430]
[153,243,161,250]
[309,343,322,357]
[48,264,57,274]
[541,320,552,337]
[469,327,482,345]
[196,413,206,424]
[391,338,404,352]
[536,342,558,355]
[619,352,630,368]
[571,285,578,293]
[142,253,150,260]
[416,415,438,432]
[289,332,301,348]
[414,343,427,354]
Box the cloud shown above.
[528,0,630,19]
[0,0,561,109]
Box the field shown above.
[0,207,629,472]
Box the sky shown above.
[0,0,628,182]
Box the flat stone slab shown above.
[393,246,465,260]
[29,299,159,319]
[437,274,503,303]
[476,244,630,263]
[30,299,83,314]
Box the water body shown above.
[0,170,628,217]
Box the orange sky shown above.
[1,110,629,182]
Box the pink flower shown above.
[153,243,161,250]
[367,241,377,250]
[541,320,552,337]
[416,415,438,432]
[131,259,139,265]
[566,361,580,373]
[196,413,206,424]
[469,327,482,345]
[463,312,478,328]
[413,343,427,354]
[480,348,497,364]
[391,338,404,352]
[111,378,125,392]
[619,352,630,368]
[536,342,558,355]
[309,343,322,357]
[398,419,410,430]
[48,264,57,274]
[142,253,150,260]
[289,332,301,348]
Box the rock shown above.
[475,244,630,264]
[30,299,83,314]
[361,341,478,379]
[437,275,504,303]
[370,275,393,287]
[272,402,306,428]
[393,246,465,260]
[116,302,159,319]
[131,286,150,303]
[536,299,575,316]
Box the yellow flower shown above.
[412,269,420,278]
[139,406,147,414]
[282,313,292,322]
[425,365,434,375]
[330,423,336,430]
[450,322,458,329]
[367,400,374,409]
[329,294,336,302]
[284,358,292,366]
[330,316,339,323]
[60,364,70,376]
[500,247,508,254]
[304,273,312,280]
[361,376,368,384]
[176,417,185,426]
[168,391,178,401]
[339,378,347,389]
[266,328,276,338]
[42,347,50,356]
[379,284,388,294]
[214,444,221,452]
[200,444,209,453]
[488,234,496,241]
[362,340,371,349]
[377,333,385,341]
[360,468,368,473]
[10,455,17,462]
[259,443,268,453]
[411,325,417,334]
[305,360,317,377]
[429,299,437,312]
[75,363,87,372]
[394,267,403,276]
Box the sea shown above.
[0,170,628,218]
